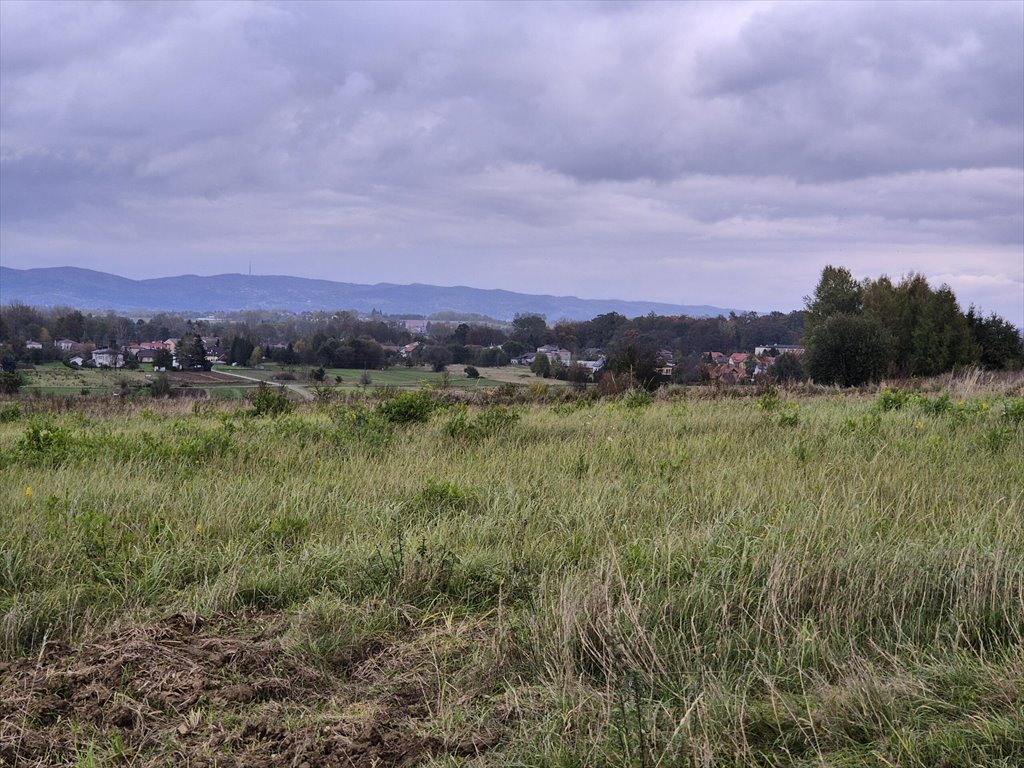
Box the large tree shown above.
[176,334,211,371]
[805,314,890,386]
[804,265,863,333]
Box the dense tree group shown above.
[804,266,1022,385]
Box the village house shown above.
[68,356,85,367]
[91,348,124,368]
[25,340,43,350]
[536,344,572,365]
[56,338,77,352]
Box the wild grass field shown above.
[0,378,1022,767]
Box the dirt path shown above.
[1,613,508,767]
[215,368,313,400]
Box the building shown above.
[404,320,428,334]
[91,348,124,368]
[25,340,43,350]
[755,344,805,356]
[56,338,76,352]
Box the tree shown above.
[804,265,863,333]
[464,365,480,379]
[511,314,549,349]
[248,345,264,367]
[177,334,211,371]
[229,336,255,366]
[311,366,326,382]
[424,345,452,372]
[152,348,174,369]
[772,352,806,384]
[531,352,551,378]
[967,308,1024,370]
[805,314,890,386]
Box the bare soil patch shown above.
[1,613,507,767]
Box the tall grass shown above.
[1,387,1021,765]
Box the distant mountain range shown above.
[0,266,732,321]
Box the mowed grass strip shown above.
[0,388,1021,766]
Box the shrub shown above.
[443,405,520,441]
[876,388,911,411]
[249,382,293,417]
[150,374,171,398]
[0,372,24,395]
[377,390,435,424]
[0,402,20,422]
[464,365,480,379]
[620,389,653,409]
[1002,396,1024,424]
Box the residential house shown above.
[68,356,85,367]
[707,351,729,366]
[536,345,572,365]
[729,352,749,366]
[711,364,745,385]
[91,348,124,368]
[136,349,158,364]
[164,338,180,353]
[25,340,43,350]
[575,356,606,374]
[56,338,77,352]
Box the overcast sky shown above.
[2,0,1022,323]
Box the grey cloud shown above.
[1,0,1021,324]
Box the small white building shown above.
[92,348,125,368]
[25,340,43,350]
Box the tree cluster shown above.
[804,266,1022,386]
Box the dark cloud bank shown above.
[1,0,1021,323]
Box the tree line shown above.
[1,267,1020,388]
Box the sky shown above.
[1,0,1022,324]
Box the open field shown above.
[1,381,1022,766]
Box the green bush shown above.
[377,390,435,424]
[1002,395,1024,424]
[0,402,20,422]
[0,372,25,395]
[248,382,293,417]
[877,388,911,411]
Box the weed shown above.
[877,388,912,411]
[0,401,21,422]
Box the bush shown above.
[0,372,24,395]
[0,402,20,422]
[249,382,294,417]
[877,388,911,411]
[377,390,435,424]
[464,365,480,379]
[150,374,171,398]
[1002,396,1024,424]
[443,405,520,441]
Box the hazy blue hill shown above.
[0,266,732,320]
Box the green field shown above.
[1,381,1022,766]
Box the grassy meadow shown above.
[1,379,1022,766]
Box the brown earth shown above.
[0,613,508,767]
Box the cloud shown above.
[1,0,1021,324]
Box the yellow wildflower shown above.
[25,486,32,497]
[195,523,204,536]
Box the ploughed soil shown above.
[0,613,508,767]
